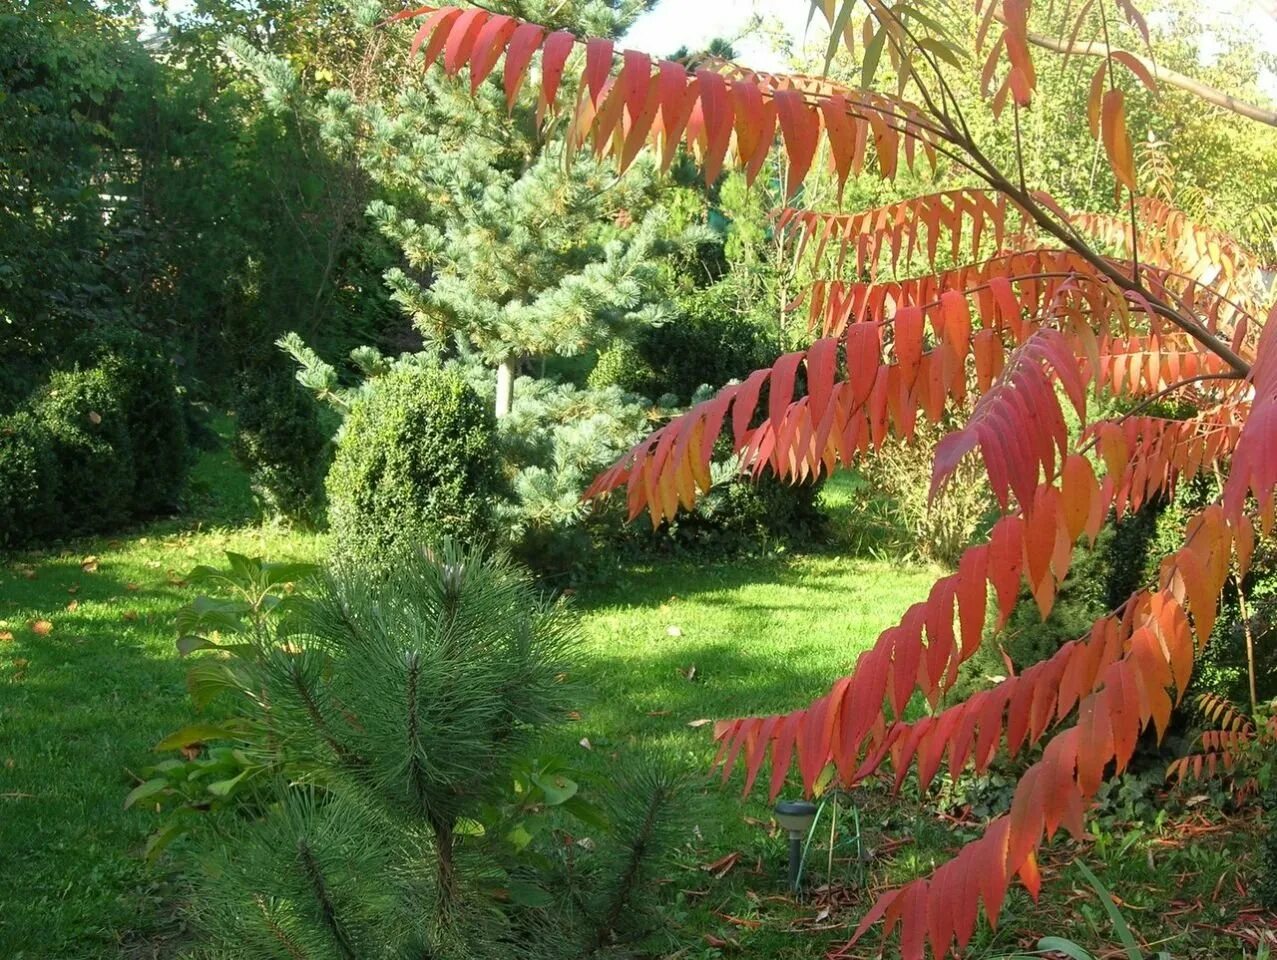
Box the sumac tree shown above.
[389,3,1276,957]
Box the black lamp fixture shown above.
[774,799,819,893]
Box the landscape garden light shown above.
[774,799,819,894]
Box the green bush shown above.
[231,366,331,525]
[0,411,60,548]
[36,365,135,535]
[326,367,502,572]
[589,279,774,403]
[854,422,996,567]
[670,471,827,551]
[77,327,189,514]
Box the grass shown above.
[0,443,1270,959]
[0,438,325,958]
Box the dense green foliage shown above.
[326,368,502,573]
[231,364,332,524]
[76,328,189,515]
[0,411,60,547]
[589,277,775,403]
[36,366,137,536]
[0,327,189,549]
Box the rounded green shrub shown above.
[78,327,189,514]
[231,366,331,525]
[36,365,135,535]
[0,411,60,547]
[668,471,827,551]
[326,367,502,573]
[589,280,774,403]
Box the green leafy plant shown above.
[1005,862,1171,960]
[75,326,189,515]
[35,364,136,535]
[125,552,319,858]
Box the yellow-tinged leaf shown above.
[29,620,52,636]
[1101,88,1137,193]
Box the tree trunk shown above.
[495,357,515,419]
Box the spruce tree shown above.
[320,0,701,417]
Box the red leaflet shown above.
[538,30,577,110]
[468,15,518,92]
[695,70,734,184]
[774,89,820,198]
[410,7,462,66]
[893,305,925,387]
[503,21,547,108]
[442,7,488,76]
[583,38,615,103]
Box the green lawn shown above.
[0,450,1266,958]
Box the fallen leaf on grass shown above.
[81,557,99,573]
[678,665,697,682]
[687,718,713,729]
[11,658,29,680]
[579,738,592,751]
[125,582,140,592]
[87,410,102,425]
[29,620,52,636]
[701,852,741,879]
[666,625,682,637]
[66,601,78,612]
[703,934,738,950]
[67,583,78,595]
[122,611,139,622]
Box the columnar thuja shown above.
[389,3,1276,956]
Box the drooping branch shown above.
[1023,29,1277,128]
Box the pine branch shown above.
[584,779,676,957]
[286,658,359,766]
[296,838,357,960]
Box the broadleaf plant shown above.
[392,3,1277,956]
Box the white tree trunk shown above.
[495,358,515,419]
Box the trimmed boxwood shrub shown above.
[36,365,135,535]
[78,327,189,514]
[326,367,502,573]
[231,366,331,525]
[0,411,60,548]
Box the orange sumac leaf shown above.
[1101,88,1137,193]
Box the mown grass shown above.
[0,445,1269,959]
[0,438,326,958]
